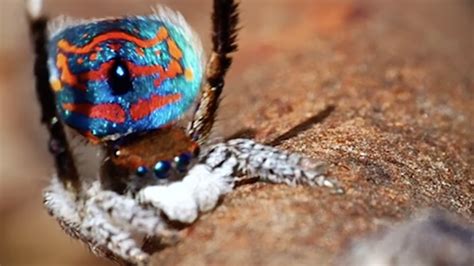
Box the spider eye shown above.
[174,152,192,172]
[109,60,132,95]
[154,160,171,179]
[136,166,149,177]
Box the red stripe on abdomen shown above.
[130,94,182,121]
[62,103,126,123]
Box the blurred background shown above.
[0,0,472,265]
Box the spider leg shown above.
[80,182,182,265]
[220,139,342,189]
[137,138,342,224]
[81,199,150,265]
[43,175,83,240]
[83,184,179,239]
[26,0,81,192]
[43,176,127,264]
[45,175,180,265]
[188,0,240,144]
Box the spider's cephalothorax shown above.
[27,0,342,264]
[101,127,200,193]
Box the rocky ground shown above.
[0,0,472,265]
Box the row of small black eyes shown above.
[135,152,193,179]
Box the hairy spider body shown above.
[27,0,341,264]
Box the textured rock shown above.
[152,1,473,265]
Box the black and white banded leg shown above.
[81,184,184,265]
[44,176,181,265]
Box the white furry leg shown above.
[43,177,128,263]
[222,139,341,189]
[81,196,150,265]
[84,185,175,236]
[43,176,84,240]
[79,183,184,265]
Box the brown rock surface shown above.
[0,0,472,265]
[153,1,474,265]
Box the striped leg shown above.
[219,139,341,188]
[188,0,240,144]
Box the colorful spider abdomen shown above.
[47,16,204,141]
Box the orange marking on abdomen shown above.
[56,53,81,90]
[130,93,181,121]
[62,102,126,123]
[153,59,183,86]
[184,69,193,81]
[58,27,168,54]
[167,39,183,59]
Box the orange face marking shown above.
[57,27,169,54]
[77,58,84,64]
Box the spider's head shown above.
[101,126,200,192]
[46,14,204,142]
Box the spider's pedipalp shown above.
[137,162,235,223]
